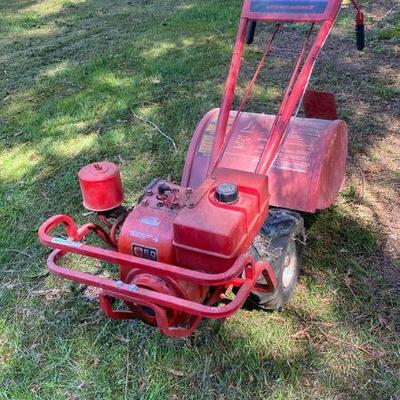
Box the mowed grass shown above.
[0,0,399,399]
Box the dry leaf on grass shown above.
[168,369,186,377]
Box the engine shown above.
[78,162,269,325]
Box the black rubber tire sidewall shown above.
[248,208,305,310]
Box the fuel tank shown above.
[182,109,348,213]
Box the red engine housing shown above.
[118,168,270,275]
[115,167,269,326]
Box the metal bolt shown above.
[129,284,139,292]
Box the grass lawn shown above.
[0,0,399,399]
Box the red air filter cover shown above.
[78,162,123,212]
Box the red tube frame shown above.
[209,0,363,176]
[210,17,337,174]
[46,249,270,318]
[39,215,278,287]
[39,215,277,335]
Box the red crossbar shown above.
[39,214,275,286]
[46,249,271,319]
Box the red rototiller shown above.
[39,0,365,337]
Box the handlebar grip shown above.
[356,23,365,51]
[355,12,365,51]
[246,21,257,45]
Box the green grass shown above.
[1,1,399,399]
[371,11,400,42]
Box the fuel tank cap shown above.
[215,183,239,204]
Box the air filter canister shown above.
[78,162,124,212]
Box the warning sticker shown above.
[197,114,237,156]
[198,134,215,156]
[129,230,160,244]
[140,216,161,227]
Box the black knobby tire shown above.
[248,208,305,310]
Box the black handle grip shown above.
[356,23,365,51]
[246,21,257,45]
[355,11,365,51]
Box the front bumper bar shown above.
[39,215,276,336]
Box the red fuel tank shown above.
[173,168,269,273]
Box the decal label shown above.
[140,216,161,227]
[129,230,160,244]
[272,163,308,173]
[198,134,215,156]
[132,244,158,261]
[250,0,328,14]
[52,237,82,248]
[197,115,236,156]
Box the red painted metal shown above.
[38,206,277,336]
[125,270,208,327]
[43,248,273,319]
[78,162,123,212]
[182,110,348,213]
[174,168,270,272]
[209,17,249,173]
[38,0,364,336]
[39,215,277,288]
[256,19,337,176]
[209,0,343,176]
[118,180,183,267]
[117,168,269,274]
[303,90,338,120]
